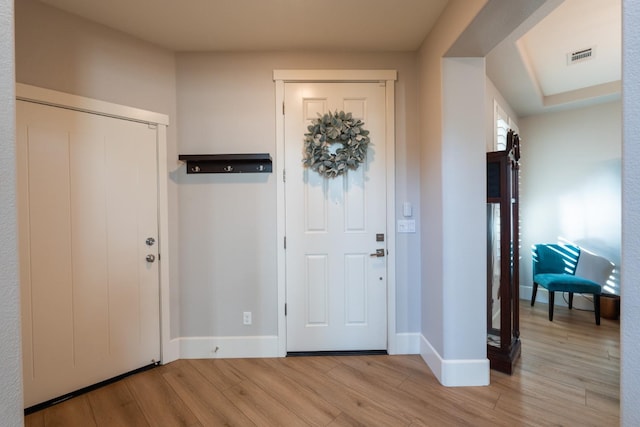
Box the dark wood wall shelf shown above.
[179,153,272,174]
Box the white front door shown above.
[17,100,161,407]
[284,82,388,352]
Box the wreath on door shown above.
[302,110,370,178]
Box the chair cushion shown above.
[534,273,602,294]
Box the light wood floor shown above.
[25,300,619,426]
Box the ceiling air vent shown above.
[567,47,594,65]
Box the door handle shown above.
[370,249,385,258]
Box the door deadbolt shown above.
[146,254,156,263]
[146,237,155,246]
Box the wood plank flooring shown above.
[25,300,619,426]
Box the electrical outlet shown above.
[243,311,252,325]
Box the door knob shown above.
[370,249,385,258]
[146,254,156,263]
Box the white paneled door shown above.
[285,82,387,352]
[17,101,161,408]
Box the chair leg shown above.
[594,294,601,325]
[568,292,574,310]
[548,291,555,321]
[531,282,538,306]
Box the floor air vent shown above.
[567,47,594,65]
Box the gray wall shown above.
[0,0,23,424]
[418,0,487,363]
[622,0,640,424]
[176,52,421,337]
[520,101,622,298]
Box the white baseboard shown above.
[521,285,543,304]
[161,338,180,364]
[392,332,421,355]
[419,334,489,387]
[177,333,419,359]
[178,335,279,359]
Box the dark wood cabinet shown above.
[486,130,521,374]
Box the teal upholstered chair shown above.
[531,244,602,325]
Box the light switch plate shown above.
[397,220,416,233]
[403,202,413,217]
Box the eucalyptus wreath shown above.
[302,110,370,178]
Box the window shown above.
[494,99,511,151]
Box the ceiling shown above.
[38,0,621,118]
[486,0,621,117]
[38,0,449,52]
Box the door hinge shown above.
[284,236,287,249]
[285,303,287,316]
[282,102,285,115]
[283,169,286,183]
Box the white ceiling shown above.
[38,0,621,117]
[487,0,621,117]
[520,0,620,96]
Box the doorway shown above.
[274,70,397,355]
[16,85,172,408]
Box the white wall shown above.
[176,52,422,342]
[14,0,181,339]
[0,0,23,424]
[621,0,640,424]
[519,101,622,300]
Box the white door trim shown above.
[16,83,169,125]
[273,70,397,356]
[15,83,178,364]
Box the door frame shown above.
[273,70,398,356]
[15,83,178,364]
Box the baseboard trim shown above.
[179,333,420,359]
[521,285,542,304]
[179,335,279,359]
[162,338,180,364]
[420,334,489,387]
[393,332,421,355]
